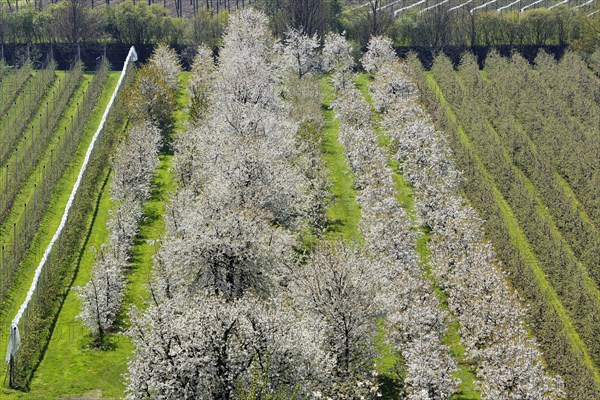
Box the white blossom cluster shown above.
[290,241,388,399]
[367,39,565,399]
[322,32,355,92]
[280,28,321,79]
[127,292,333,399]
[77,122,162,342]
[330,45,459,398]
[187,45,216,123]
[77,46,177,343]
[126,11,341,399]
[149,43,182,91]
[360,36,396,74]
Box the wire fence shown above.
[0,64,32,118]
[0,60,109,312]
[0,63,81,225]
[3,46,137,389]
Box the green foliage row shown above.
[8,61,124,389]
[0,64,83,313]
[0,1,227,47]
[483,52,600,231]
[0,62,32,117]
[0,63,55,167]
[391,8,599,50]
[474,51,600,287]
[430,51,600,373]
[407,55,600,399]
[0,64,82,223]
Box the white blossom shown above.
[149,43,182,91]
[322,32,354,73]
[76,246,126,342]
[373,57,565,399]
[282,28,320,78]
[110,121,162,203]
[361,36,396,73]
[187,45,216,122]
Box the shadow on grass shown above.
[25,169,112,391]
[379,374,403,399]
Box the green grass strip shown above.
[320,76,362,242]
[355,73,481,400]
[1,73,189,399]
[0,72,120,398]
[425,72,600,387]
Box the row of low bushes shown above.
[472,51,600,290]
[409,56,600,399]
[429,53,600,369]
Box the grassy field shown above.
[0,72,190,399]
[320,76,362,242]
[355,73,480,400]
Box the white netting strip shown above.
[5,46,138,364]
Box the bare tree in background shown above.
[283,0,337,36]
[49,0,101,44]
[346,0,394,46]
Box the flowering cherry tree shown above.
[149,43,182,91]
[360,36,396,73]
[126,293,332,399]
[281,28,320,79]
[367,39,565,399]
[331,81,459,399]
[322,32,355,92]
[76,246,126,345]
[187,45,216,123]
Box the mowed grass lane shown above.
[3,72,189,399]
[355,72,480,400]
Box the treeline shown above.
[390,7,599,50]
[1,0,599,52]
[0,0,227,47]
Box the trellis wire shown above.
[448,0,473,12]
[0,61,109,310]
[497,0,520,12]
[4,46,137,385]
[394,0,426,16]
[520,0,544,12]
